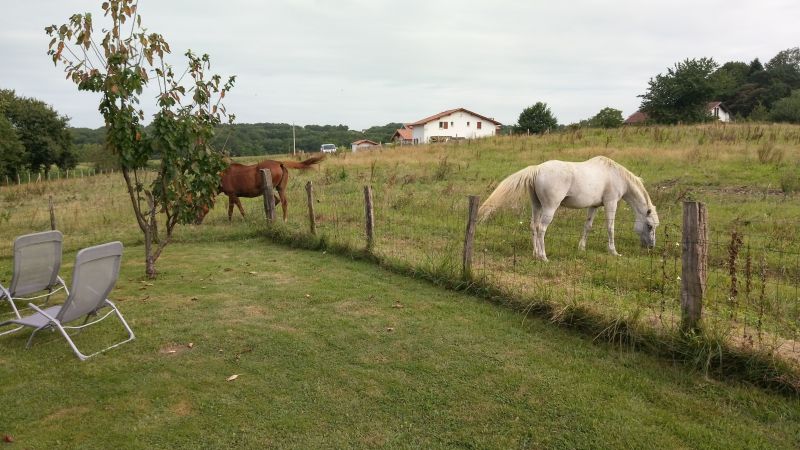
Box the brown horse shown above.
[213,155,325,222]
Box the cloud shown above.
[2,0,798,129]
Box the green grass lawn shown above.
[1,239,799,449]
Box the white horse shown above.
[478,156,659,261]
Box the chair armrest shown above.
[28,303,58,322]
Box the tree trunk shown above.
[144,194,158,279]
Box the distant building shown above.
[405,108,502,144]
[707,101,732,122]
[624,101,732,125]
[351,139,380,153]
[391,126,414,145]
[623,111,649,125]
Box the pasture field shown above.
[2,124,800,381]
[234,123,800,370]
[1,240,800,448]
[1,123,800,446]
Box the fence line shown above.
[3,174,799,362]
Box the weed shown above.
[434,155,452,181]
[756,141,784,164]
[779,166,800,194]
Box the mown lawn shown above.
[1,239,798,449]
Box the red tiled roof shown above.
[352,139,379,145]
[392,127,413,140]
[624,111,649,124]
[406,108,502,127]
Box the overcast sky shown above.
[1,1,798,130]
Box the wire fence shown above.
[1,170,798,364]
[269,178,800,362]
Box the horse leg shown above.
[279,190,288,222]
[227,196,235,221]
[235,196,246,218]
[529,189,549,261]
[578,207,598,251]
[604,201,621,256]
[536,207,556,261]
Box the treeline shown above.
[1,89,76,179]
[638,47,800,124]
[71,122,404,157]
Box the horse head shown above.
[634,206,659,249]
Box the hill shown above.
[70,122,404,156]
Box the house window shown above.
[439,121,448,129]
[450,122,454,127]
[467,122,470,127]
[477,121,482,129]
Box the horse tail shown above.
[275,163,287,191]
[280,155,326,170]
[478,165,540,222]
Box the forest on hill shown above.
[70,122,404,156]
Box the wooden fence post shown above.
[462,195,480,279]
[48,195,57,230]
[260,169,275,222]
[364,185,374,251]
[681,201,708,332]
[306,181,317,235]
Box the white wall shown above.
[417,111,497,143]
[711,106,732,123]
[351,143,379,153]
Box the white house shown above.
[624,101,733,125]
[351,139,380,153]
[406,108,502,144]
[707,101,732,122]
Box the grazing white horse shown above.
[478,156,659,261]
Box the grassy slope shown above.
[1,239,799,449]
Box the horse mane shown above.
[594,156,653,207]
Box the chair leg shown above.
[26,325,48,348]
[1,287,21,319]
[0,288,23,336]
[56,302,135,361]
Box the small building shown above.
[351,139,380,153]
[623,111,649,125]
[405,108,502,144]
[624,101,732,125]
[391,126,414,145]
[707,101,732,122]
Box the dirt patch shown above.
[269,323,299,334]
[170,399,193,417]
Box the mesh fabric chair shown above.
[0,241,135,360]
[0,231,69,336]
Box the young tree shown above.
[639,58,718,124]
[46,0,235,278]
[517,102,558,134]
[588,107,623,128]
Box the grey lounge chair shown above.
[0,230,69,336]
[0,241,135,360]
